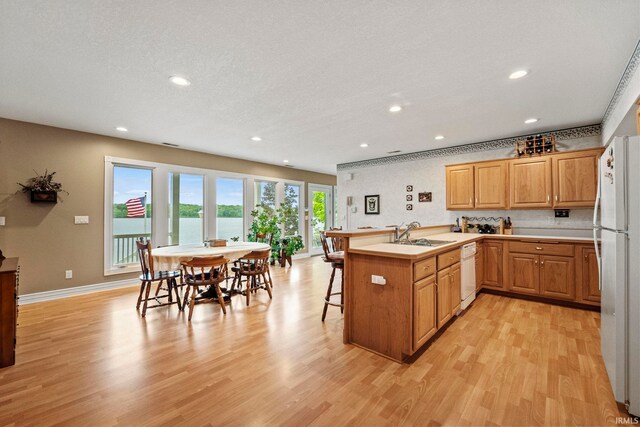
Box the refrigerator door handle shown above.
[593,159,602,228]
[593,227,602,291]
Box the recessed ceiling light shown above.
[435,135,445,140]
[524,118,539,124]
[360,143,369,148]
[169,76,191,86]
[283,159,289,163]
[509,70,528,80]
[389,105,402,113]
[115,126,128,132]
[251,136,262,142]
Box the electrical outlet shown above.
[0,216,5,226]
[371,275,386,285]
[554,209,570,218]
[65,270,73,279]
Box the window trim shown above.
[104,156,306,276]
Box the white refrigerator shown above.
[593,136,640,416]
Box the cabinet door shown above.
[446,165,474,209]
[437,268,451,327]
[475,161,509,209]
[579,247,601,303]
[509,157,553,208]
[508,253,540,295]
[475,246,484,291]
[552,150,600,208]
[540,255,575,300]
[413,275,437,351]
[483,242,503,289]
[450,263,461,315]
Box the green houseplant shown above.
[248,205,282,264]
[278,235,304,267]
[18,170,68,203]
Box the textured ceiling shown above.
[1,1,639,174]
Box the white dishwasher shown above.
[460,242,477,311]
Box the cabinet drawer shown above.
[414,257,436,282]
[437,249,461,270]
[508,241,574,256]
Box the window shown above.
[283,183,301,236]
[112,165,152,266]
[216,177,244,240]
[168,173,204,245]
[254,180,277,214]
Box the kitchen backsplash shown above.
[336,133,601,238]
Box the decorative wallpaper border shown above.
[337,124,601,171]
[602,39,640,126]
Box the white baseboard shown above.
[20,277,139,305]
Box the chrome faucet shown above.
[395,221,421,242]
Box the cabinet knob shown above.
[547,195,550,203]
[555,195,559,202]
[541,261,545,266]
[535,260,538,265]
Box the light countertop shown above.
[347,232,596,260]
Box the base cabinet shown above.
[577,246,601,304]
[450,263,461,315]
[508,253,540,295]
[540,255,575,300]
[413,275,437,350]
[483,241,503,289]
[475,245,484,291]
[437,268,452,327]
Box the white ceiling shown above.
[1,1,639,175]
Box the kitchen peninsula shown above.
[327,226,599,363]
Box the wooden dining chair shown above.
[181,255,230,321]
[135,238,182,317]
[231,249,273,306]
[320,231,344,321]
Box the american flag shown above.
[125,196,146,218]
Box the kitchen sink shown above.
[394,238,456,247]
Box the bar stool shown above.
[320,231,344,321]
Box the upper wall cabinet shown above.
[475,161,509,209]
[509,157,553,208]
[445,164,474,209]
[552,150,599,208]
[445,148,603,211]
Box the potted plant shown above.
[248,205,282,265]
[278,235,304,267]
[18,170,68,203]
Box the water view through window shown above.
[168,173,204,245]
[112,165,152,265]
[216,177,244,240]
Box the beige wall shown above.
[0,118,336,294]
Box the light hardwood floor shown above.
[0,257,621,426]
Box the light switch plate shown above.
[0,216,5,226]
[65,270,73,279]
[74,216,89,224]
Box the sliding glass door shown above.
[308,184,333,255]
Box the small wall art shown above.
[419,192,432,202]
[406,195,413,201]
[364,195,380,214]
[406,204,413,211]
[406,185,413,192]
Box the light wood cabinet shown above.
[577,246,601,304]
[475,161,509,209]
[552,150,599,208]
[475,245,483,291]
[437,268,451,327]
[483,241,503,289]
[450,263,461,315]
[446,164,474,209]
[508,253,540,295]
[413,275,437,350]
[540,255,575,300]
[510,157,553,208]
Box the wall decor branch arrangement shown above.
[18,170,68,203]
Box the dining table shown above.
[152,241,270,271]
